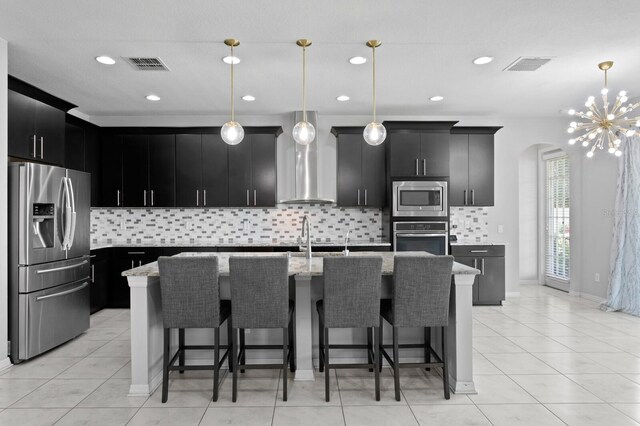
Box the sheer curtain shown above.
[602,135,640,315]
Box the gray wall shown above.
[0,38,9,369]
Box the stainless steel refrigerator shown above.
[8,162,91,363]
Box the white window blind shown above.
[545,155,570,281]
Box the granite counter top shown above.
[92,239,391,251]
[122,251,480,278]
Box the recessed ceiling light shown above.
[222,55,240,65]
[349,56,367,65]
[429,96,444,102]
[473,56,493,65]
[146,94,161,101]
[336,95,350,102]
[242,95,255,101]
[95,56,116,65]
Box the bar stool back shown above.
[158,256,231,403]
[318,256,383,402]
[229,256,295,402]
[380,254,454,401]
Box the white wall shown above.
[519,145,539,282]
[0,38,9,370]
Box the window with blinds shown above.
[545,155,570,281]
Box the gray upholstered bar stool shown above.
[317,256,383,402]
[157,256,232,403]
[228,256,295,402]
[379,255,454,401]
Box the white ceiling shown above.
[1,0,639,119]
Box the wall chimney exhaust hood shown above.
[280,111,334,204]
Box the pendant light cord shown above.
[302,45,307,122]
[372,45,377,122]
[604,68,608,89]
[230,44,235,122]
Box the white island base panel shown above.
[125,253,478,396]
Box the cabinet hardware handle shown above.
[203,189,206,206]
[415,159,419,175]
[473,258,478,269]
[481,258,485,275]
[131,260,134,269]
[40,137,44,159]
[151,190,154,206]
[143,190,147,207]
[32,135,37,157]
[470,250,489,253]
[423,158,426,175]
[471,189,475,205]
[91,264,95,282]
[196,190,199,206]
[364,189,368,206]
[127,251,145,254]
[254,189,257,206]
[117,190,121,207]
[357,189,361,206]
[246,189,250,206]
[463,190,467,206]
[139,260,142,267]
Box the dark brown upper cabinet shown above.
[384,121,458,178]
[332,127,385,208]
[228,128,281,207]
[449,127,501,207]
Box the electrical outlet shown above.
[242,219,250,233]
[595,273,600,282]
[498,225,504,234]
[120,220,125,231]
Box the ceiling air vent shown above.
[503,57,552,72]
[123,57,170,71]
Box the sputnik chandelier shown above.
[567,61,640,157]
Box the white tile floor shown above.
[1,284,640,425]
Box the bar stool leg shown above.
[162,328,170,403]
[289,310,296,372]
[318,313,324,373]
[378,316,384,372]
[282,327,288,401]
[392,326,400,401]
[178,328,185,374]
[232,327,238,403]
[425,327,431,371]
[239,328,246,373]
[227,317,233,373]
[374,326,381,401]
[213,327,220,402]
[367,327,374,372]
[324,327,330,402]
[442,326,450,400]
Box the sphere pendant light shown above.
[363,40,386,146]
[292,39,316,145]
[221,38,244,145]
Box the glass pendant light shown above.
[221,38,244,145]
[292,39,316,145]
[363,40,386,146]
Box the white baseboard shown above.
[573,292,606,303]
[0,357,11,372]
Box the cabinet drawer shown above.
[450,245,505,257]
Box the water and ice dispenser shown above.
[32,203,55,248]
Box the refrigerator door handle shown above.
[35,259,89,274]
[61,177,72,250]
[66,177,77,250]
[36,281,89,301]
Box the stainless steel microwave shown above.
[392,181,448,217]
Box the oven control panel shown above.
[394,221,448,232]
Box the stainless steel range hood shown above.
[280,111,334,204]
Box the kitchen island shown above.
[123,251,479,397]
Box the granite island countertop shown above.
[122,251,480,278]
[92,239,391,251]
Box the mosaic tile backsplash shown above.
[449,207,490,242]
[91,204,383,245]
